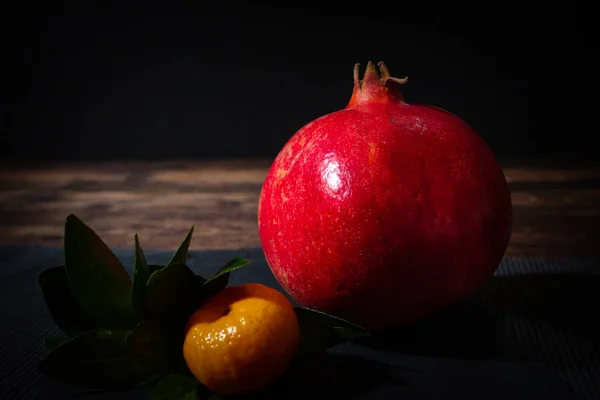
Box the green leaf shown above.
[197,258,251,304]
[294,307,370,356]
[38,328,162,391]
[44,337,69,350]
[168,226,194,267]
[194,273,207,284]
[64,214,135,328]
[38,265,97,336]
[126,320,168,360]
[205,257,250,283]
[127,320,191,374]
[145,262,204,319]
[147,374,202,400]
[132,234,151,319]
[295,307,369,338]
[149,264,166,274]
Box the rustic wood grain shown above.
[1,159,599,260]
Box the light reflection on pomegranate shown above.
[321,155,349,199]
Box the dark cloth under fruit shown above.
[0,246,598,399]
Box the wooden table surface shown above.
[1,159,599,260]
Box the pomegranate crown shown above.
[347,61,408,107]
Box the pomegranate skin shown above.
[258,62,512,330]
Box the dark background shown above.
[1,2,588,163]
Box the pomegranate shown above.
[258,61,512,330]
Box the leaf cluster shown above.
[38,214,369,399]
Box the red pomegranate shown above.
[258,61,512,330]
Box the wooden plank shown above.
[0,160,599,259]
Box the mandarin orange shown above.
[183,283,299,395]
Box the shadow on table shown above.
[247,350,575,400]
[354,272,600,365]
[247,353,407,399]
